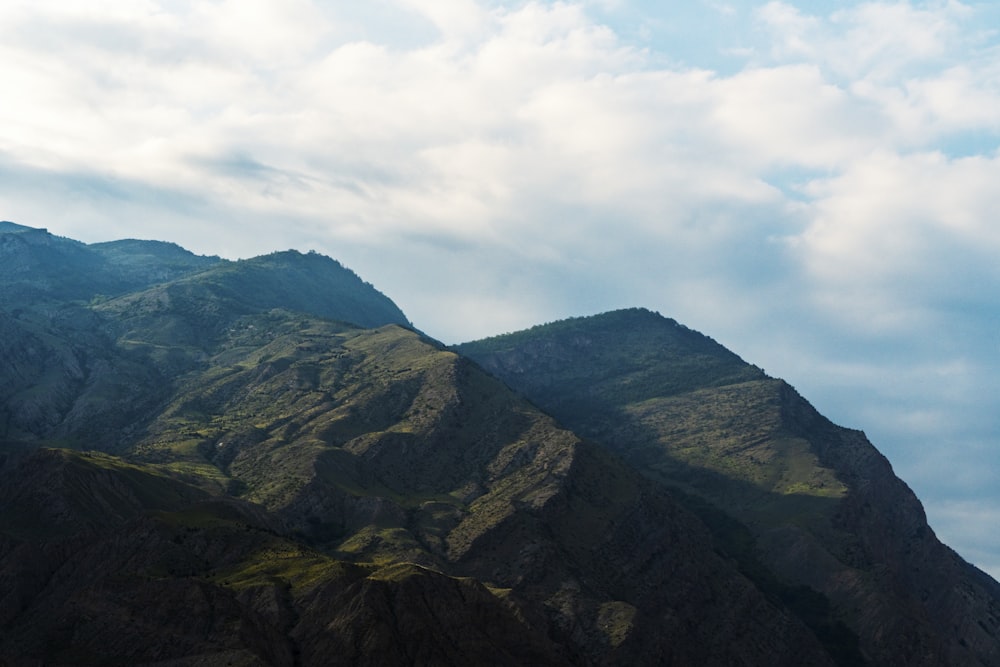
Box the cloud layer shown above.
[1,0,998,578]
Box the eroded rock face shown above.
[459,309,1000,667]
[0,323,839,667]
[291,563,573,667]
[0,445,833,667]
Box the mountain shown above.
[89,237,222,286]
[0,224,998,665]
[0,224,409,451]
[0,222,220,310]
[0,323,833,665]
[457,308,1000,667]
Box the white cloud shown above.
[754,1,822,61]
[905,65,1000,132]
[757,1,971,78]
[793,150,1000,336]
[756,1,1000,149]
[394,0,491,42]
[832,1,966,77]
[189,0,330,63]
[709,64,879,168]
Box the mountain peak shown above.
[186,249,411,329]
[0,220,41,234]
[455,307,763,416]
[458,312,1000,667]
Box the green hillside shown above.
[0,318,831,665]
[458,309,1000,667]
[1,225,998,666]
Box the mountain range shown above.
[0,220,997,666]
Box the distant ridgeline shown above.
[0,222,997,667]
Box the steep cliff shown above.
[458,308,1000,666]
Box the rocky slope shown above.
[0,225,409,451]
[1,225,998,665]
[0,448,569,666]
[458,308,1000,667]
[0,321,836,665]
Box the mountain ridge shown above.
[0,222,997,666]
[457,309,1000,667]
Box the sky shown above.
[1,0,999,579]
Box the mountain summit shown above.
[0,225,997,666]
[458,310,1000,666]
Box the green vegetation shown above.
[334,526,430,566]
[164,250,410,330]
[597,601,638,648]
[456,308,764,413]
[212,542,354,593]
[1,226,994,667]
[459,311,846,530]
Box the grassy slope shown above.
[0,236,411,450]
[2,287,841,665]
[0,319,834,665]
[455,309,840,514]
[0,242,840,665]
